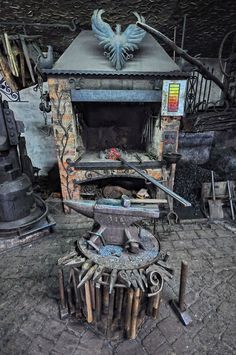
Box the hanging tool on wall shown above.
[19,34,35,83]
[0,48,19,91]
[3,33,19,77]
[0,33,54,91]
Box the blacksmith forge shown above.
[45,30,188,206]
[46,25,191,339]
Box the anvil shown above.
[65,196,159,253]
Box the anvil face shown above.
[65,198,160,227]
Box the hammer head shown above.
[169,300,192,326]
[58,302,69,320]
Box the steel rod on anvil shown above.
[119,158,191,207]
[136,22,226,96]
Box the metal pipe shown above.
[179,261,188,312]
[119,158,191,207]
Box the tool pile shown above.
[0,33,53,91]
[57,197,173,339]
[202,172,236,220]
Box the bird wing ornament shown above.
[91,9,146,70]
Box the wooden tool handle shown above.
[125,288,134,338]
[130,288,141,339]
[85,281,93,323]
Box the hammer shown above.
[170,261,192,326]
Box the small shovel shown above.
[208,171,224,219]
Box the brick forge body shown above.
[46,31,188,209]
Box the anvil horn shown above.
[64,200,95,218]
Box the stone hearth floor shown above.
[0,215,236,355]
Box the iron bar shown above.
[119,158,191,207]
[136,21,226,95]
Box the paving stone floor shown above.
[0,215,236,355]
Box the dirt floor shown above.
[0,214,236,355]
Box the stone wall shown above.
[0,0,235,58]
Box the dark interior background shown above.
[75,102,160,151]
[0,0,235,58]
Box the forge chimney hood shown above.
[44,30,188,78]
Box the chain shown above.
[34,75,53,136]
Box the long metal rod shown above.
[181,14,187,49]
[120,158,191,207]
[173,26,177,61]
[136,21,226,96]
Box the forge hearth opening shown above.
[73,102,160,153]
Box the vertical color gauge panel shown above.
[167,83,180,112]
[161,80,187,116]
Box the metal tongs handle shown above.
[119,157,191,207]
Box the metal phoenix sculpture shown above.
[91,9,146,70]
